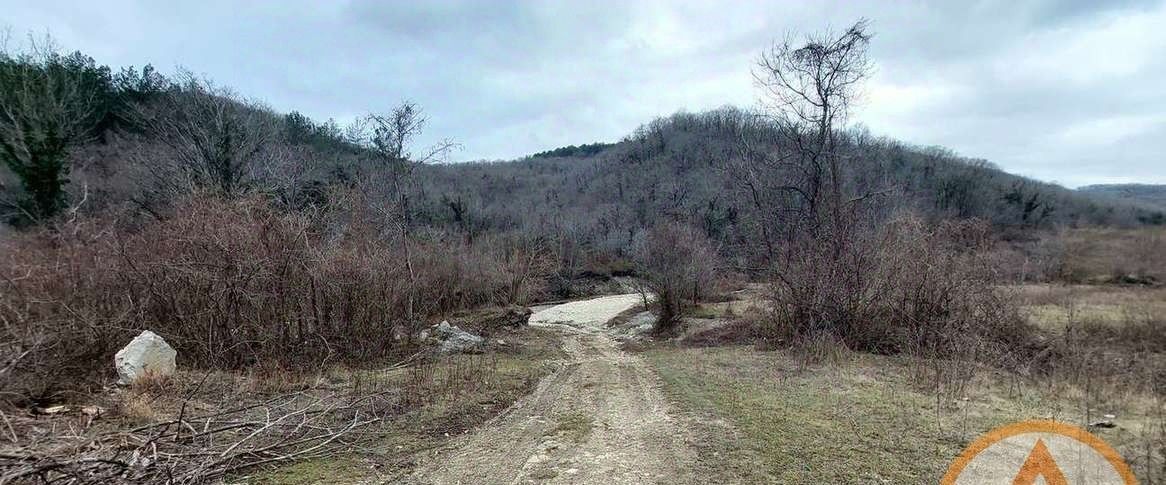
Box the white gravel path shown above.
[528,294,646,331]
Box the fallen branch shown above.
[0,390,388,484]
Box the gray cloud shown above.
[3,0,1163,186]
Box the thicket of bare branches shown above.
[345,102,458,324]
[743,20,1041,362]
[770,215,1034,362]
[633,222,720,330]
[0,390,385,484]
[0,194,555,405]
[0,351,508,484]
[129,71,277,200]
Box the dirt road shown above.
[402,294,700,484]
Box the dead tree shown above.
[752,19,873,253]
[348,102,456,324]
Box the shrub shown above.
[1048,310,1166,396]
[0,195,553,404]
[633,222,719,331]
[769,215,1034,366]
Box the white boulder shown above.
[114,330,177,384]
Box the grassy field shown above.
[646,345,1165,483]
[648,346,955,483]
[1018,283,1166,330]
[1053,227,1165,284]
[641,280,1166,484]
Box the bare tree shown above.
[752,19,873,248]
[0,34,108,220]
[131,70,276,198]
[741,21,887,347]
[348,102,456,323]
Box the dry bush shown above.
[633,222,720,331]
[988,233,1067,284]
[770,215,1035,368]
[0,220,124,404]
[0,195,553,405]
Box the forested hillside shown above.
[416,109,1164,264]
[1079,184,1166,211]
[3,43,1161,248]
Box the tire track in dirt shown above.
[401,294,700,484]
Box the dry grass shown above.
[648,346,953,483]
[679,319,765,348]
[641,278,1166,482]
[605,303,649,328]
[1018,283,1166,330]
[114,393,164,427]
[991,226,1166,285]
[647,345,1166,484]
[245,326,567,484]
[1052,226,1165,284]
[687,283,772,320]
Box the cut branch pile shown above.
[0,390,393,484]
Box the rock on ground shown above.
[434,321,485,354]
[446,305,533,334]
[114,330,177,384]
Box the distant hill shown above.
[413,109,1165,264]
[1079,184,1166,210]
[529,142,613,159]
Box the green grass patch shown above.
[548,410,594,443]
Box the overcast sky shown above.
[4,0,1164,187]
